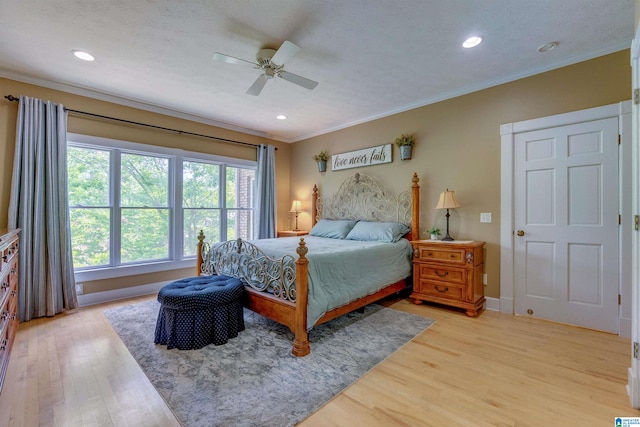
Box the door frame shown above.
[500,101,632,335]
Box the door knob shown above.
[516,230,525,237]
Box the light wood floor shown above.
[0,294,638,426]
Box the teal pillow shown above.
[345,221,410,243]
[309,219,358,239]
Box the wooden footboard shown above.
[197,233,312,356]
[196,173,420,357]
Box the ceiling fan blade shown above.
[279,71,318,90]
[246,75,268,96]
[212,52,256,67]
[271,40,300,65]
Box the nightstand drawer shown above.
[416,280,464,302]
[416,264,465,284]
[414,246,465,265]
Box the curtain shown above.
[255,144,277,239]
[8,96,78,322]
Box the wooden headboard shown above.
[311,172,420,240]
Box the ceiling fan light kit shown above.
[213,40,318,96]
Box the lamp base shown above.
[441,235,454,241]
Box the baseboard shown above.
[484,296,500,312]
[629,367,640,408]
[77,281,171,307]
[620,316,632,338]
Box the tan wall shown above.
[289,50,631,299]
[0,77,291,294]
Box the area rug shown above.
[104,299,434,427]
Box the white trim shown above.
[67,133,257,168]
[292,44,631,142]
[500,101,631,332]
[484,296,500,312]
[77,280,171,307]
[75,259,194,282]
[1,42,630,144]
[0,68,278,141]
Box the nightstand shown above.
[277,230,309,238]
[410,240,485,317]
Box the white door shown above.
[513,117,619,333]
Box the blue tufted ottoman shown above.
[154,275,245,350]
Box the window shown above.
[67,134,256,277]
[182,161,255,256]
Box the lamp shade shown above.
[290,200,302,213]
[435,189,460,210]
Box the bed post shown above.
[196,229,205,276]
[312,184,319,227]
[292,238,310,357]
[411,173,420,240]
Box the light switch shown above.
[480,213,492,223]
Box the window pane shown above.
[183,209,221,256]
[70,207,110,268]
[68,147,110,206]
[121,208,169,263]
[226,167,255,208]
[227,209,253,241]
[121,153,169,207]
[183,161,219,208]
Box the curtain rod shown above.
[4,94,271,150]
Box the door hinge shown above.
[618,134,621,145]
[635,215,640,231]
[619,294,621,305]
[634,88,640,104]
[634,342,639,359]
[619,214,622,225]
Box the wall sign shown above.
[331,143,392,171]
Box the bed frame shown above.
[196,172,420,356]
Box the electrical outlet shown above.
[75,283,84,295]
[480,213,492,223]
[482,274,487,285]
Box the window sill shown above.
[74,259,196,282]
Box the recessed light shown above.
[537,42,558,53]
[276,115,287,120]
[72,50,95,61]
[462,36,482,49]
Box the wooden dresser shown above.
[410,240,485,317]
[0,229,19,393]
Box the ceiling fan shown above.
[213,40,318,96]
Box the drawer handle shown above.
[450,254,456,258]
[434,270,449,277]
[426,252,433,256]
[434,285,449,293]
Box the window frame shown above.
[68,133,256,282]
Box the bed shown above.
[196,172,420,356]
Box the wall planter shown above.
[395,133,415,161]
[313,151,329,172]
[399,145,413,160]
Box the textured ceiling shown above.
[0,0,634,142]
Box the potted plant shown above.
[427,227,441,240]
[394,134,415,160]
[313,151,329,172]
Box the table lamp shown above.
[435,189,460,241]
[290,200,302,231]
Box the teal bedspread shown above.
[249,236,413,328]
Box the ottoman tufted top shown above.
[157,275,245,310]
